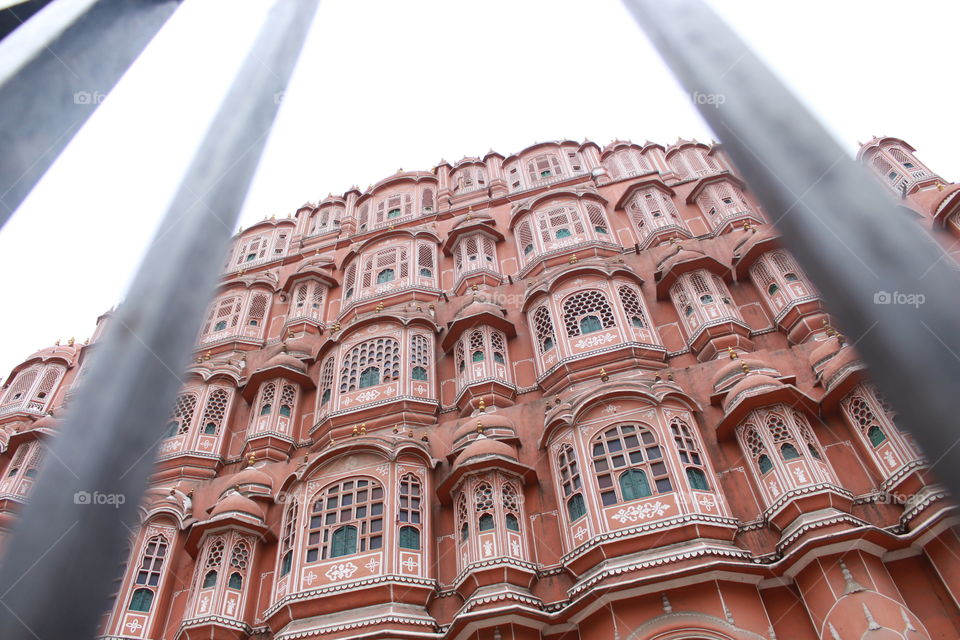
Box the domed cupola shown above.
[811,324,867,413]
[450,412,518,459]
[207,490,266,526]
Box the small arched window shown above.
[563,290,616,337]
[377,268,395,284]
[279,499,298,577]
[399,526,420,550]
[868,426,887,447]
[780,443,800,460]
[359,367,380,389]
[592,425,671,506]
[228,572,243,589]
[202,570,217,588]
[557,444,586,522]
[260,404,272,416]
[475,482,495,531]
[533,305,557,354]
[129,588,154,612]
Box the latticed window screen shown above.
[200,389,229,435]
[563,290,616,337]
[318,357,334,406]
[342,262,357,299]
[417,241,435,278]
[278,384,296,417]
[741,424,773,474]
[339,338,400,392]
[203,295,243,335]
[873,156,895,180]
[171,393,198,435]
[246,293,268,327]
[585,203,609,235]
[455,233,497,274]
[279,499,298,576]
[592,424,672,505]
[767,413,800,460]
[306,479,384,562]
[292,280,324,318]
[362,247,409,288]
[516,220,535,259]
[671,419,710,490]
[502,482,521,531]
[202,537,224,588]
[848,395,887,447]
[469,330,484,362]
[526,154,563,182]
[792,411,824,459]
[228,541,249,590]
[410,334,430,381]
[257,382,276,416]
[32,367,62,403]
[422,188,434,211]
[474,482,495,531]
[889,148,914,167]
[537,205,584,243]
[1,366,38,405]
[490,331,506,363]
[617,286,648,328]
[456,493,469,542]
[533,305,556,353]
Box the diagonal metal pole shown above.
[0,1,321,638]
[0,0,182,230]
[623,0,960,496]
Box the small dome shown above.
[723,373,785,412]
[658,247,706,276]
[713,357,777,392]
[232,465,273,490]
[211,493,264,519]
[453,299,506,321]
[453,414,516,442]
[820,345,860,389]
[809,335,843,371]
[32,414,57,430]
[262,352,307,374]
[454,436,517,468]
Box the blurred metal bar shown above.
[0,0,321,638]
[623,0,960,492]
[0,0,180,229]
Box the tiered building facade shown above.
[2,136,960,639]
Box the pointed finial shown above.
[661,593,672,613]
[54,339,60,346]
[862,603,881,630]
[840,559,865,594]
[68,337,75,346]
[478,398,486,413]
[568,253,578,264]
[727,346,738,359]
[247,453,256,467]
[600,368,609,382]
[476,421,484,434]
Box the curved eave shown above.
[6,350,77,379]
[242,364,314,400]
[655,253,732,298]
[280,267,338,292]
[442,310,516,351]
[715,384,818,439]
[732,232,782,279]
[185,513,271,554]
[818,360,867,414]
[521,263,645,311]
[685,172,745,204]
[856,136,916,161]
[368,171,437,195]
[501,140,581,165]
[932,184,960,226]
[183,366,243,386]
[509,189,607,227]
[238,218,297,236]
[338,228,443,269]
[613,177,676,210]
[333,313,441,343]
[437,454,535,501]
[600,140,645,160]
[441,221,504,255]
[294,437,437,485]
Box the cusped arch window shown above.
[557,444,587,522]
[128,535,168,611]
[340,338,401,393]
[563,290,617,337]
[305,478,384,562]
[515,199,614,267]
[591,424,672,506]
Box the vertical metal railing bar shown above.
[623,0,960,495]
[0,0,181,230]
[0,0,321,638]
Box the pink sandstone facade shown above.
[2,136,960,639]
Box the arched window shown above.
[129,535,167,610]
[767,414,802,460]
[557,444,586,521]
[410,334,430,382]
[340,338,400,392]
[318,357,334,406]
[201,538,224,588]
[170,392,198,436]
[457,493,469,542]
[306,479,384,562]
[618,286,648,328]
[257,382,276,419]
[533,305,556,353]
[671,419,710,490]
[398,473,423,555]
[563,290,616,337]
[201,388,229,435]
[742,425,771,475]
[474,482,495,531]
[454,232,498,276]
[279,499,298,577]
[278,384,296,418]
[399,526,420,550]
[227,541,249,590]
[129,588,154,612]
[502,482,521,531]
[377,268,395,284]
[592,424,672,506]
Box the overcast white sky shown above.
[0,0,957,379]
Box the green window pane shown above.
[129,588,154,612]
[377,268,395,284]
[580,315,602,334]
[228,572,243,590]
[399,526,420,550]
[686,468,709,491]
[411,366,427,381]
[868,426,887,447]
[331,525,357,558]
[619,468,651,501]
[505,513,520,531]
[202,570,217,588]
[359,367,380,389]
[567,494,586,521]
[780,443,800,460]
[758,454,773,474]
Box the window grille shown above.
[563,290,616,337]
[306,479,384,562]
[339,338,400,392]
[592,424,672,505]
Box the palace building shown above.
[2,136,960,639]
